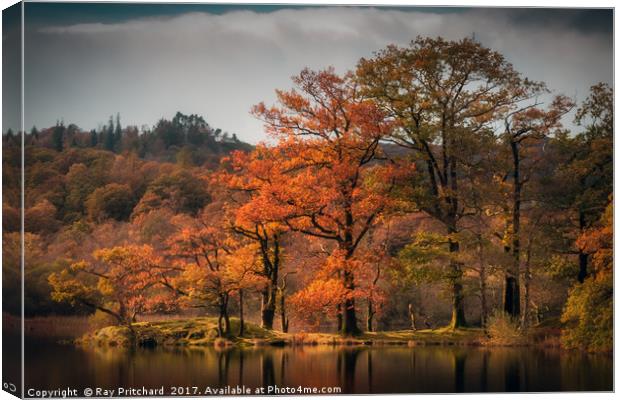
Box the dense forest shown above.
[2,37,612,352]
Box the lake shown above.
[17,337,613,396]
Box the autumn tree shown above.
[548,84,613,283]
[166,213,265,337]
[132,169,210,217]
[500,94,573,322]
[48,245,176,333]
[561,199,612,352]
[86,183,135,222]
[252,67,406,335]
[357,37,536,328]
[218,146,290,330]
[220,244,267,336]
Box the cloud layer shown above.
[24,7,612,142]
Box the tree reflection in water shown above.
[22,339,612,394]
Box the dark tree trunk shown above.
[217,294,230,337]
[261,289,276,330]
[340,213,360,335]
[341,269,360,336]
[366,298,374,332]
[578,252,589,283]
[477,233,489,329]
[224,304,231,336]
[505,140,521,318]
[448,235,466,329]
[260,236,280,330]
[342,298,359,336]
[504,276,520,317]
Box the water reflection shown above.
[23,339,612,395]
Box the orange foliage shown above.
[243,68,413,333]
[49,245,177,327]
[576,200,613,280]
[166,215,266,310]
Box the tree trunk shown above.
[477,234,489,329]
[503,276,520,317]
[366,298,374,332]
[448,236,466,330]
[224,299,231,336]
[217,294,230,337]
[238,289,245,337]
[279,289,289,333]
[520,243,532,329]
[337,303,343,332]
[408,303,417,331]
[260,234,280,329]
[341,269,360,336]
[505,140,521,318]
[342,299,359,336]
[261,288,276,330]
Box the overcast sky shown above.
[3,4,613,143]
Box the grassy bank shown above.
[79,317,546,348]
[78,317,285,348]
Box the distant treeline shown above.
[4,111,252,166]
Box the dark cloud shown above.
[494,8,613,34]
[9,5,613,141]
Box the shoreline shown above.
[74,316,563,350]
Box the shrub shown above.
[486,312,528,346]
[561,275,612,352]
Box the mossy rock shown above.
[79,325,133,347]
[81,317,284,348]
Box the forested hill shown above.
[1,112,255,316]
[2,111,252,231]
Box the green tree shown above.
[89,129,98,147]
[103,116,115,151]
[52,122,65,152]
[114,113,123,150]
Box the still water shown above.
[23,338,612,395]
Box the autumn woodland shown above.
[3,37,613,352]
